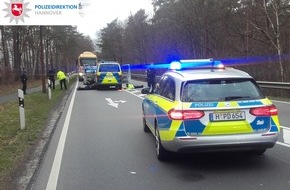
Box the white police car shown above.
[141,59,280,161]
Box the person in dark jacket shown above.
[47,68,56,89]
[146,63,156,93]
[21,69,28,95]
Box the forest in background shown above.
[98,0,290,82]
[1,0,290,87]
[0,26,95,86]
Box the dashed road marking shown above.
[125,89,145,99]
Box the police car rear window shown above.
[99,64,120,72]
[181,78,265,102]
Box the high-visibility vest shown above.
[127,84,135,89]
[57,71,66,81]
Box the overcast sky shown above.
[76,0,154,38]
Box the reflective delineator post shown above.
[18,89,25,130]
[48,79,51,100]
[127,65,132,84]
[66,73,70,84]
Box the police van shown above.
[96,61,122,89]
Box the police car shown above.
[141,59,280,161]
[96,62,122,89]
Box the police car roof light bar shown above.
[171,58,224,70]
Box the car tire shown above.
[155,128,170,161]
[143,116,150,133]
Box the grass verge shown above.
[0,77,76,189]
[0,80,42,96]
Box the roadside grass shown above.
[0,77,76,189]
[0,80,42,96]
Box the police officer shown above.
[125,83,144,89]
[20,68,28,95]
[47,68,56,89]
[57,69,67,90]
[146,63,156,93]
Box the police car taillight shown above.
[168,109,204,120]
[250,105,278,116]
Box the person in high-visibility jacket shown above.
[57,69,67,90]
[125,83,143,89]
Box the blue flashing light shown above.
[122,58,226,72]
[169,59,224,70]
[180,59,212,63]
[169,61,181,70]
[216,62,225,69]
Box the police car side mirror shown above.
[141,87,150,94]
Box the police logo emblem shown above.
[11,3,23,16]
[3,0,31,24]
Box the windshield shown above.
[80,59,96,66]
[99,64,120,72]
[181,78,265,102]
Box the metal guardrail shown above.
[130,73,290,90]
[257,81,290,90]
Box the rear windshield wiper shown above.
[224,96,250,101]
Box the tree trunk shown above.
[40,26,46,93]
[13,26,22,81]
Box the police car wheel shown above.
[155,128,169,161]
[143,117,150,133]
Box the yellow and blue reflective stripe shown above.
[152,97,279,141]
[189,100,266,109]
[97,72,121,84]
[270,116,280,132]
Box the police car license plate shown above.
[210,111,246,121]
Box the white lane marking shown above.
[277,142,290,147]
[124,89,145,100]
[280,125,290,146]
[280,125,288,129]
[105,98,119,108]
[127,90,140,94]
[46,84,77,190]
[105,98,126,108]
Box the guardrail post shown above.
[18,89,25,130]
[48,79,51,100]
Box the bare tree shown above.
[246,0,289,81]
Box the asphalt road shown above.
[24,80,290,190]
